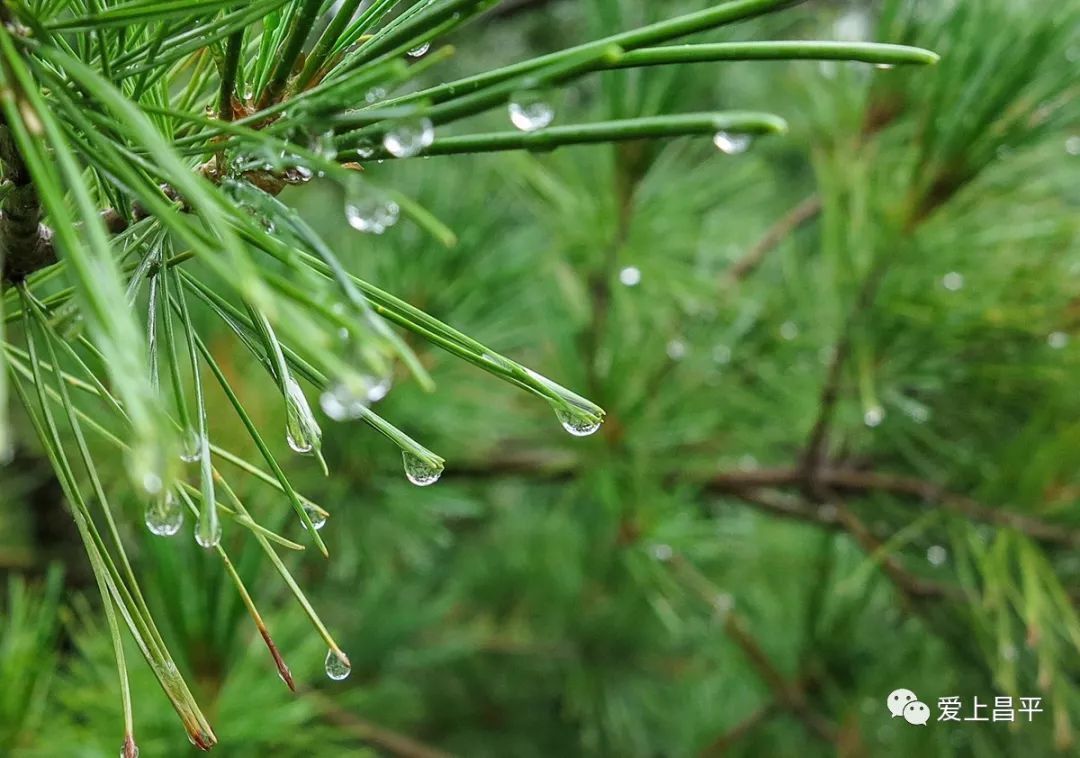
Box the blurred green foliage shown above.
[3,0,1080,756]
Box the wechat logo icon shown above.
[887,688,930,726]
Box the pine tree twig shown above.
[303,689,454,758]
[0,122,54,283]
[829,498,957,601]
[799,259,890,483]
[698,701,776,756]
[726,194,820,282]
[720,610,837,744]
[707,467,1080,547]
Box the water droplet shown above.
[383,117,434,158]
[1066,136,1080,156]
[926,544,948,567]
[354,139,376,159]
[738,454,758,471]
[874,63,895,70]
[128,441,167,496]
[364,87,386,104]
[180,427,201,463]
[1000,643,1018,662]
[553,406,602,437]
[344,195,400,234]
[712,593,734,615]
[942,272,964,291]
[320,382,362,422]
[402,451,443,486]
[650,543,673,561]
[618,266,641,287]
[1048,331,1069,349]
[779,321,799,340]
[863,406,885,427]
[834,9,870,41]
[282,164,313,184]
[666,339,688,361]
[324,649,351,681]
[408,42,430,57]
[195,506,221,549]
[145,491,183,537]
[508,90,555,132]
[285,377,322,455]
[712,344,732,365]
[312,131,337,161]
[302,503,327,531]
[713,131,751,155]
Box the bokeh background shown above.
[3,0,1080,755]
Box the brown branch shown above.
[708,466,1080,547]
[304,689,454,758]
[698,701,776,756]
[722,613,838,743]
[0,123,54,283]
[800,259,890,482]
[669,553,837,745]
[726,194,821,282]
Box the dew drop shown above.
[942,271,964,291]
[285,377,322,455]
[320,383,361,422]
[863,406,885,427]
[383,117,434,158]
[926,544,948,567]
[195,509,221,549]
[650,543,673,562]
[666,339,688,361]
[283,164,314,184]
[712,344,732,365]
[779,321,799,341]
[874,63,896,70]
[324,649,352,681]
[145,492,183,537]
[713,131,751,155]
[344,195,400,234]
[1048,331,1068,349]
[364,87,386,104]
[508,90,555,132]
[407,42,430,58]
[128,442,166,496]
[354,139,377,159]
[618,266,641,287]
[402,451,443,486]
[712,593,735,615]
[1066,136,1080,156]
[553,406,602,437]
[180,427,201,463]
[302,503,327,531]
[312,130,338,161]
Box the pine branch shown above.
[305,689,453,758]
[726,194,821,282]
[698,701,775,756]
[708,467,1080,547]
[0,122,53,283]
